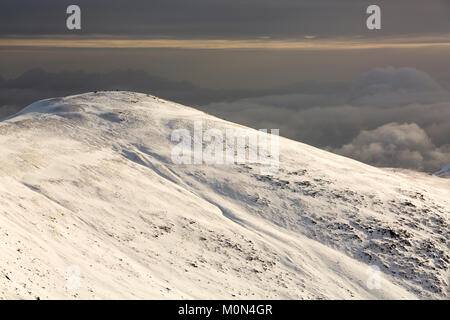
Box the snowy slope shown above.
[0,91,448,299]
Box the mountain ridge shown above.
[0,91,448,299]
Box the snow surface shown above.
[0,91,448,299]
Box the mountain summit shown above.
[0,92,448,299]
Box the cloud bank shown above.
[349,67,449,106]
[204,67,450,172]
[335,122,450,172]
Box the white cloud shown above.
[204,67,450,172]
[334,123,450,171]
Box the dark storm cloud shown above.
[0,0,449,38]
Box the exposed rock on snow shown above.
[0,92,448,299]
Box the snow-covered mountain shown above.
[0,92,448,299]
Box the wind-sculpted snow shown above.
[0,92,448,299]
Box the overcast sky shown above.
[0,0,449,172]
[1,0,449,37]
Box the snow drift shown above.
[0,92,448,299]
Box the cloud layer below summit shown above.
[1,66,449,172]
[204,67,450,172]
